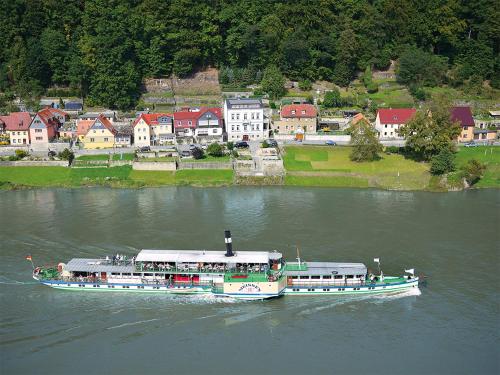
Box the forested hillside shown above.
[0,0,498,109]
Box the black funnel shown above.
[224,230,234,257]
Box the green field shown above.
[112,153,135,161]
[76,154,110,161]
[0,166,234,189]
[452,146,500,188]
[182,155,231,163]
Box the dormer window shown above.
[291,110,296,115]
[301,110,306,115]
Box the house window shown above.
[291,110,296,115]
[104,137,108,142]
[251,113,254,120]
[36,137,42,141]
[35,129,42,133]
[244,113,247,120]
[301,110,306,115]
[236,114,240,120]
[464,126,468,130]
[231,114,235,120]
[384,124,387,128]
[90,138,95,142]
[256,113,260,119]
[12,139,16,143]
[231,125,234,131]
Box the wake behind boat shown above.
[31,231,419,300]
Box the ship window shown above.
[122,286,129,288]
[133,273,141,276]
[144,273,153,276]
[299,276,310,279]
[356,274,364,278]
[111,272,119,275]
[311,288,315,291]
[322,275,331,279]
[291,276,298,279]
[334,275,343,279]
[338,288,342,291]
[311,276,321,279]
[122,273,131,276]
[346,275,354,279]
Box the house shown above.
[375,108,416,139]
[273,104,317,137]
[133,113,173,146]
[473,128,496,142]
[0,112,32,145]
[173,109,199,141]
[59,121,77,141]
[114,123,133,147]
[79,111,116,123]
[76,120,95,142]
[350,113,370,126]
[81,114,117,149]
[224,98,265,141]
[29,108,63,148]
[45,107,69,125]
[195,107,223,142]
[451,106,475,142]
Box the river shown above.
[0,187,499,375]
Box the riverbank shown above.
[0,146,498,191]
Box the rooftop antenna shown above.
[296,245,301,269]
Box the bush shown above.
[206,142,223,157]
[261,140,269,148]
[385,146,400,154]
[191,147,204,160]
[15,149,28,159]
[409,85,429,101]
[430,148,455,175]
[58,148,75,164]
[460,159,486,186]
[323,88,342,108]
[227,141,234,151]
[298,79,312,91]
[231,150,239,158]
[8,155,19,161]
[366,82,379,93]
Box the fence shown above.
[178,161,233,170]
[0,160,68,167]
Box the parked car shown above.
[325,140,337,146]
[180,150,191,157]
[267,139,278,147]
[464,142,478,147]
[47,150,57,157]
[139,146,151,152]
[189,144,197,150]
[235,141,249,148]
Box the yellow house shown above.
[82,114,117,149]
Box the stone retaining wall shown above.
[132,161,176,171]
[178,162,233,170]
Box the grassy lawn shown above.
[284,146,430,190]
[136,157,176,162]
[112,153,135,161]
[0,166,234,188]
[76,154,110,161]
[452,146,500,188]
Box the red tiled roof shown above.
[281,104,317,118]
[377,108,416,124]
[199,107,222,119]
[44,107,68,118]
[450,106,474,127]
[94,114,117,135]
[133,113,172,127]
[351,113,369,125]
[0,112,32,131]
[174,110,200,121]
[77,120,94,136]
[36,108,60,129]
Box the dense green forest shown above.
[0,0,498,109]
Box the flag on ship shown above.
[374,258,380,263]
[26,255,32,261]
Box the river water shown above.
[0,187,498,375]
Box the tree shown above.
[399,96,461,160]
[323,88,342,108]
[299,79,312,91]
[191,147,204,160]
[58,148,75,164]
[396,46,448,87]
[261,65,285,100]
[173,48,202,78]
[348,119,383,162]
[430,148,455,175]
[206,142,223,157]
[461,159,486,186]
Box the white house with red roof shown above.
[273,104,317,135]
[29,108,64,148]
[133,113,173,146]
[0,112,32,145]
[375,108,416,139]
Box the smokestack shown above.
[224,230,234,257]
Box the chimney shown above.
[224,230,234,257]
